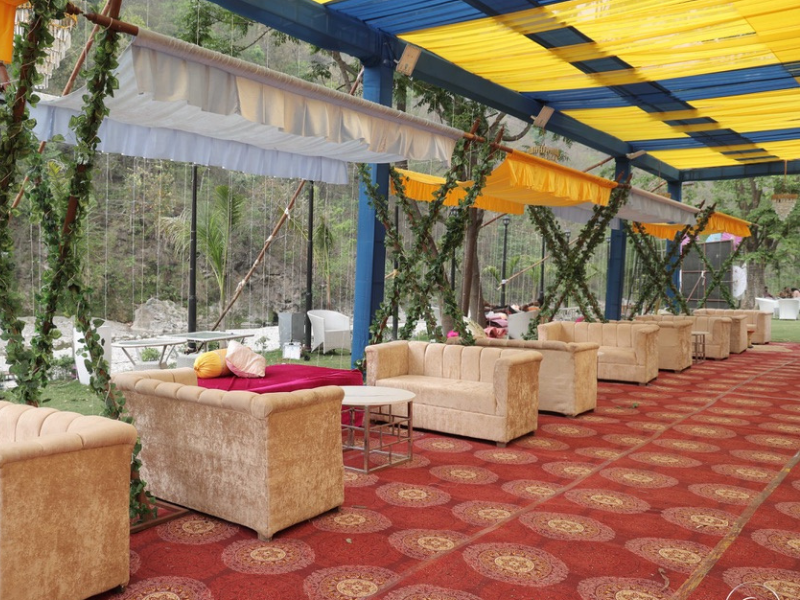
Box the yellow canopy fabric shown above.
[637,212,752,240]
[394,150,617,213]
[484,151,617,207]
[0,1,27,64]
[392,169,525,215]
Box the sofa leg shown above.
[496,442,507,448]
[257,532,273,542]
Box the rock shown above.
[132,299,188,334]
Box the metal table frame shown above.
[340,386,414,473]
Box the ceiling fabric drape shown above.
[394,151,616,213]
[29,28,463,184]
[392,169,525,214]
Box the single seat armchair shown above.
[307,309,352,353]
[0,401,137,600]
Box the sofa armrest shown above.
[493,351,541,417]
[365,340,410,385]
[537,322,565,342]
[631,324,660,363]
[258,386,344,416]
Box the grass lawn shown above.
[768,318,800,342]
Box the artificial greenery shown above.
[623,204,717,317]
[525,182,632,336]
[0,2,156,523]
[354,137,499,362]
[0,0,67,405]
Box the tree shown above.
[713,177,800,309]
[161,184,246,323]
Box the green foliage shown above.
[0,4,155,522]
[161,184,246,314]
[176,0,253,55]
[139,347,161,362]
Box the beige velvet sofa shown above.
[612,318,693,372]
[449,337,598,416]
[365,340,542,445]
[112,368,345,540]
[635,314,731,360]
[694,308,772,345]
[0,401,136,600]
[538,321,659,385]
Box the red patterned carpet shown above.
[93,343,800,600]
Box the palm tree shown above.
[162,184,245,323]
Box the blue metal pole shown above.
[604,158,631,320]
[351,63,392,367]
[665,180,683,311]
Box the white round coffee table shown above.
[340,386,415,473]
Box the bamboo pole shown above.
[210,68,365,330]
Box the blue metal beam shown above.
[351,64,392,367]
[208,0,800,183]
[604,158,630,321]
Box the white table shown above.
[340,386,415,473]
[174,330,255,352]
[112,337,187,369]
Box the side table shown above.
[340,386,414,473]
[691,331,707,364]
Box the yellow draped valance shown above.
[392,169,525,214]
[0,1,27,64]
[486,151,617,207]
[393,150,617,213]
[637,212,751,240]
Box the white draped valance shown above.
[551,186,700,229]
[31,29,462,184]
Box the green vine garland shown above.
[354,137,499,368]
[624,203,716,317]
[0,3,156,522]
[525,182,631,337]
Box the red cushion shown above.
[197,364,364,426]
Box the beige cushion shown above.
[225,340,266,377]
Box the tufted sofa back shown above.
[405,341,527,383]
[541,320,654,348]
[0,401,136,447]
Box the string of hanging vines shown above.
[0,1,64,400]
[0,2,156,522]
[624,203,717,317]
[525,181,632,337]
[355,136,499,359]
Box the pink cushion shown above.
[224,341,266,378]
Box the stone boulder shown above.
[132,299,188,334]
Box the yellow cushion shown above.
[193,349,232,378]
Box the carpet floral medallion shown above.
[93,343,800,600]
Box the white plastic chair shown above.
[755,297,779,316]
[307,310,352,353]
[777,298,800,320]
[506,311,534,340]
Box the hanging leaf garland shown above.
[355,137,498,358]
[0,0,65,402]
[525,183,631,337]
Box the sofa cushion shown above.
[194,348,232,378]
[375,375,496,415]
[599,347,637,365]
[225,341,267,378]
